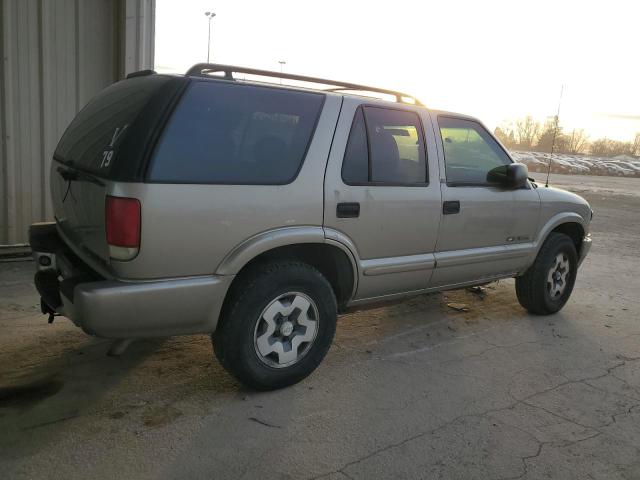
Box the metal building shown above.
[0,0,155,246]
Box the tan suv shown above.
[30,64,592,390]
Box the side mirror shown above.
[486,163,529,189]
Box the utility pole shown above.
[278,60,286,84]
[205,11,216,63]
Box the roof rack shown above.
[185,63,423,106]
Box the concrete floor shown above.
[1,173,639,479]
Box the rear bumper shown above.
[30,222,233,338]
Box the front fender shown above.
[528,212,587,265]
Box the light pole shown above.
[278,60,286,84]
[205,11,216,63]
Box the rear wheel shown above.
[213,261,337,390]
[516,232,578,315]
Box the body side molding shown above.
[435,242,534,268]
[361,254,436,276]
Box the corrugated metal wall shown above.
[0,0,155,245]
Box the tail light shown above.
[106,196,141,261]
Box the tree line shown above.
[494,116,640,157]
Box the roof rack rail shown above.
[185,63,423,106]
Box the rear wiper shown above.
[53,154,75,167]
[57,166,78,181]
[56,165,104,187]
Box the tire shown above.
[213,261,337,390]
[516,232,578,315]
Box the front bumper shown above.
[578,233,592,267]
[30,223,232,338]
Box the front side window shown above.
[342,106,427,185]
[438,117,511,186]
[149,81,324,184]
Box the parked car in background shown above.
[603,163,634,176]
[512,152,640,177]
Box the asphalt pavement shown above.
[1,173,639,479]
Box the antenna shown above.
[545,85,564,187]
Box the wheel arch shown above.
[216,227,358,312]
[533,213,587,260]
[550,222,585,254]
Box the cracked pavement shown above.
[1,173,640,479]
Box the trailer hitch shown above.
[41,298,60,324]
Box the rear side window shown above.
[149,81,325,184]
[55,75,173,176]
[341,108,369,184]
[342,106,427,185]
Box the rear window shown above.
[55,75,173,176]
[148,81,325,184]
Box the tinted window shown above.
[341,108,369,184]
[439,117,511,185]
[366,107,426,184]
[341,106,427,185]
[55,76,172,175]
[149,81,324,184]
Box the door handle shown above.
[337,202,360,218]
[443,200,460,215]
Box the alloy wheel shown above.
[253,292,319,368]
[547,253,570,300]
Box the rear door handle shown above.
[443,201,460,215]
[337,202,360,218]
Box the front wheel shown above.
[213,261,337,390]
[516,232,578,315]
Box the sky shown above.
[155,0,640,142]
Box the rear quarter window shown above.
[148,81,325,184]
